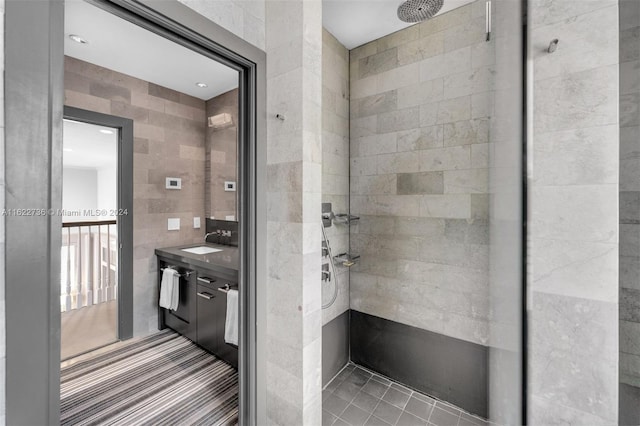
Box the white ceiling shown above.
[323,0,476,49]
[64,0,239,100]
[63,119,117,170]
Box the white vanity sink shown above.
[181,246,223,255]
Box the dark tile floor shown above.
[323,363,487,426]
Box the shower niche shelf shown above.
[334,214,360,225]
[333,252,360,267]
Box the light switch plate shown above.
[193,217,201,229]
[168,218,180,231]
[224,181,236,192]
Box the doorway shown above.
[60,108,134,360]
[4,0,266,424]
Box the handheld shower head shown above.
[397,0,444,23]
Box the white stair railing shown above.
[61,220,118,313]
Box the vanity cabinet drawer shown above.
[157,259,196,342]
[196,284,218,354]
[196,279,238,368]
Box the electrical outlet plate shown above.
[193,217,201,229]
[224,181,236,192]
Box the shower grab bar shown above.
[160,267,194,278]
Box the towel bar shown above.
[161,267,193,278]
[216,284,237,294]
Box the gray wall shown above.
[64,56,207,336]
[529,0,620,423]
[264,0,323,424]
[321,28,351,385]
[205,88,239,220]
[322,311,349,386]
[348,1,491,347]
[322,28,350,326]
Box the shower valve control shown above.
[321,263,331,282]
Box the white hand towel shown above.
[170,272,180,311]
[224,289,239,346]
[159,268,178,310]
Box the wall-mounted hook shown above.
[275,113,285,121]
[547,39,559,53]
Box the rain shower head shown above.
[397,0,444,23]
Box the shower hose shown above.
[320,221,339,309]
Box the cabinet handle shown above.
[197,276,216,284]
[197,292,214,300]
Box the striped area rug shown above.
[61,329,238,425]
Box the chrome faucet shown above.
[205,229,233,244]
[204,231,218,242]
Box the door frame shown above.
[63,106,134,342]
[4,1,266,424]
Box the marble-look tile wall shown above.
[265,0,323,424]
[322,29,350,325]
[64,56,207,336]
[620,0,640,391]
[529,1,620,423]
[205,89,238,220]
[348,1,492,346]
[177,0,265,50]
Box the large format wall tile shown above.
[532,5,618,81]
[530,0,619,423]
[349,0,490,347]
[532,185,617,243]
[266,0,323,423]
[533,125,618,186]
[322,28,350,327]
[530,0,617,28]
[531,293,618,422]
[534,64,618,133]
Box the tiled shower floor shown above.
[323,363,487,426]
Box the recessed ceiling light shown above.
[63,148,73,152]
[68,34,88,44]
[195,82,208,88]
[99,129,114,135]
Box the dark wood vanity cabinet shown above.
[157,256,238,369]
[196,276,238,368]
[157,261,197,342]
